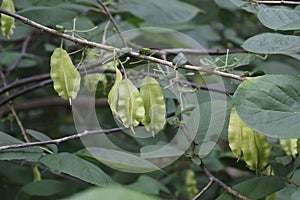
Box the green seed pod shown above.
[117,79,145,129]
[140,76,166,136]
[1,0,15,38]
[297,139,300,157]
[108,68,122,116]
[228,108,271,172]
[279,139,298,156]
[50,48,81,104]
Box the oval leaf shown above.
[258,8,300,31]
[1,0,15,38]
[63,186,159,200]
[242,33,300,54]
[50,48,81,104]
[233,75,300,138]
[216,176,285,200]
[117,0,201,25]
[39,153,112,186]
[117,79,145,129]
[228,108,271,171]
[140,76,166,136]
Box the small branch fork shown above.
[0,8,247,82]
[244,0,300,5]
[178,126,248,200]
[96,0,127,47]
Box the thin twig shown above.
[96,0,127,47]
[284,177,300,187]
[1,97,108,117]
[6,34,32,72]
[0,127,124,151]
[0,73,50,96]
[0,71,30,142]
[0,8,247,82]
[155,48,246,56]
[102,20,111,45]
[243,0,300,4]
[200,163,249,200]
[192,179,213,200]
[0,79,53,107]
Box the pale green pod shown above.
[107,68,122,116]
[1,0,15,38]
[140,76,166,136]
[297,139,300,157]
[228,108,243,160]
[279,139,298,156]
[228,108,271,172]
[50,48,81,104]
[117,79,145,129]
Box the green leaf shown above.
[22,180,70,196]
[258,8,300,31]
[26,129,57,153]
[233,75,300,138]
[242,33,300,54]
[62,186,159,200]
[18,6,77,26]
[1,0,15,38]
[140,76,166,136]
[79,147,161,173]
[216,176,285,200]
[39,153,112,186]
[128,175,170,195]
[117,79,145,129]
[228,108,271,171]
[172,53,188,67]
[0,131,43,162]
[50,48,81,104]
[117,0,201,25]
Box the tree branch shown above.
[200,162,249,200]
[0,71,30,142]
[244,0,300,4]
[5,34,32,72]
[0,97,108,117]
[0,8,248,82]
[155,48,246,56]
[0,79,53,107]
[192,179,213,200]
[0,127,124,151]
[0,73,50,96]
